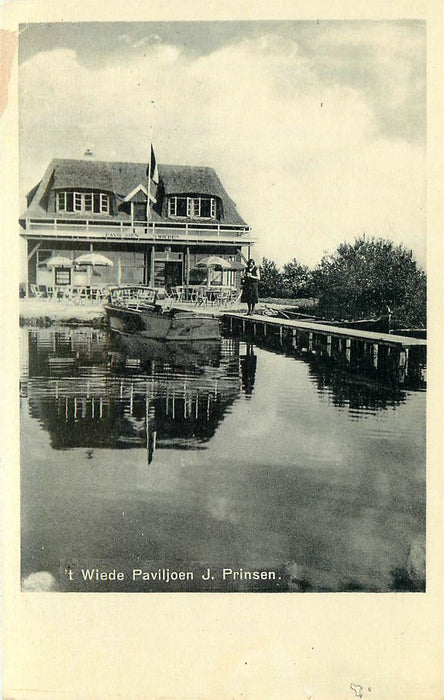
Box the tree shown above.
[281,258,312,298]
[258,258,283,298]
[312,236,426,327]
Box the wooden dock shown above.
[223,312,426,384]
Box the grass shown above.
[260,297,318,310]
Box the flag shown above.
[149,144,159,184]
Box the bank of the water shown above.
[20,299,106,326]
[19,298,246,326]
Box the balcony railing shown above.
[21,217,253,244]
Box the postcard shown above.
[1,1,443,698]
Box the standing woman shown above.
[241,258,261,315]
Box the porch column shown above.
[345,338,351,363]
[326,335,332,357]
[150,245,155,286]
[144,249,149,285]
[185,246,190,287]
[27,240,41,297]
[117,252,122,285]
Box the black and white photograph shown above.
[4,2,444,698]
[17,18,427,595]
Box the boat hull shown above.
[105,304,221,341]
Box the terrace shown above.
[21,218,253,246]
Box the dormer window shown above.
[56,191,110,214]
[168,196,217,219]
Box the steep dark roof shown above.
[21,158,247,226]
[53,160,115,191]
[159,164,228,197]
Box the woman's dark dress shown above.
[240,266,259,304]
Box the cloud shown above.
[297,21,426,143]
[117,32,163,51]
[19,24,426,269]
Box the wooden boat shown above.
[263,306,391,332]
[339,315,391,332]
[104,286,220,341]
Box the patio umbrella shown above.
[195,255,237,270]
[41,256,73,268]
[195,255,243,287]
[74,253,114,287]
[74,253,114,267]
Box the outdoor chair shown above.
[30,284,45,299]
[59,287,75,302]
[45,286,59,300]
[226,290,242,307]
[89,287,107,303]
[95,287,110,302]
[213,288,232,307]
[72,287,90,305]
[171,286,185,302]
[193,287,209,306]
[187,286,199,303]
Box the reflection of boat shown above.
[107,333,222,370]
[104,286,220,341]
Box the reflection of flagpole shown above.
[146,394,155,466]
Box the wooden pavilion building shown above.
[20,157,253,294]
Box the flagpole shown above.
[147,122,153,224]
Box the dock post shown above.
[292,330,296,349]
[263,322,267,337]
[345,338,351,363]
[308,332,313,352]
[279,326,283,345]
[372,343,379,369]
[254,323,257,336]
[229,316,233,332]
[242,319,246,333]
[327,335,332,357]
[398,348,409,383]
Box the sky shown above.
[18,20,426,268]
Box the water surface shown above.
[20,326,426,592]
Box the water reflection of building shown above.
[21,328,242,462]
[25,327,109,377]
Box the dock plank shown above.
[223,313,426,347]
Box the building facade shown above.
[20,158,253,293]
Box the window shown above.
[84,193,93,212]
[168,198,175,216]
[100,193,109,213]
[133,203,147,221]
[55,268,71,286]
[168,196,217,219]
[56,192,67,211]
[55,191,110,214]
[74,192,82,212]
